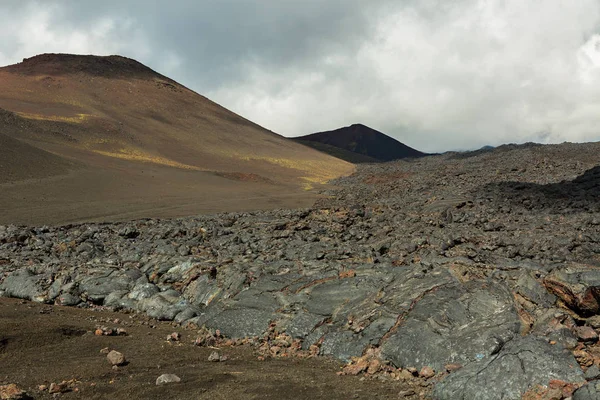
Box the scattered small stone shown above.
[167,332,181,342]
[48,382,68,394]
[576,326,599,343]
[397,369,414,381]
[100,347,110,354]
[445,363,462,372]
[207,351,228,362]
[95,326,127,336]
[156,374,181,385]
[342,358,369,376]
[574,350,595,368]
[107,350,126,366]
[367,359,382,375]
[419,366,435,379]
[0,384,29,400]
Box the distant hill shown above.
[292,124,426,163]
[0,53,353,224]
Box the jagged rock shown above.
[433,336,584,400]
[79,271,133,304]
[544,266,600,317]
[573,382,600,400]
[0,269,48,303]
[381,281,520,371]
[1,142,600,396]
[202,307,276,338]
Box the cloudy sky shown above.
[1,1,600,152]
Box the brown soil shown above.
[0,54,354,225]
[0,298,421,399]
[0,155,322,226]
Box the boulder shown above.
[433,336,584,400]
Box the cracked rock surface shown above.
[2,141,600,399]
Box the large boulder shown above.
[433,336,584,400]
[381,280,520,371]
[0,269,49,303]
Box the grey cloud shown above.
[38,0,388,90]
[2,1,600,152]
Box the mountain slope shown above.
[0,54,353,224]
[293,124,426,163]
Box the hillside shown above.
[0,54,353,225]
[293,123,426,163]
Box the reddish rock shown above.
[309,344,320,357]
[445,363,462,372]
[573,349,594,367]
[544,270,600,316]
[0,384,28,400]
[342,358,369,376]
[339,270,356,279]
[575,326,599,343]
[48,381,69,394]
[522,384,562,400]
[419,366,435,379]
[367,359,382,375]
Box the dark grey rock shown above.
[104,290,136,310]
[128,283,160,301]
[433,336,584,400]
[514,271,556,307]
[55,292,81,306]
[79,271,132,303]
[585,365,600,381]
[319,331,370,362]
[574,382,600,400]
[381,281,520,371]
[174,307,197,324]
[0,269,48,303]
[544,266,600,316]
[204,307,275,338]
[281,311,327,340]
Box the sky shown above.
[1,1,600,153]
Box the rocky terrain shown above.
[2,141,600,399]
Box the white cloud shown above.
[0,2,181,77]
[2,1,600,152]
[208,0,600,152]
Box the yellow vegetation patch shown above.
[93,148,205,171]
[236,155,353,185]
[16,112,92,124]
